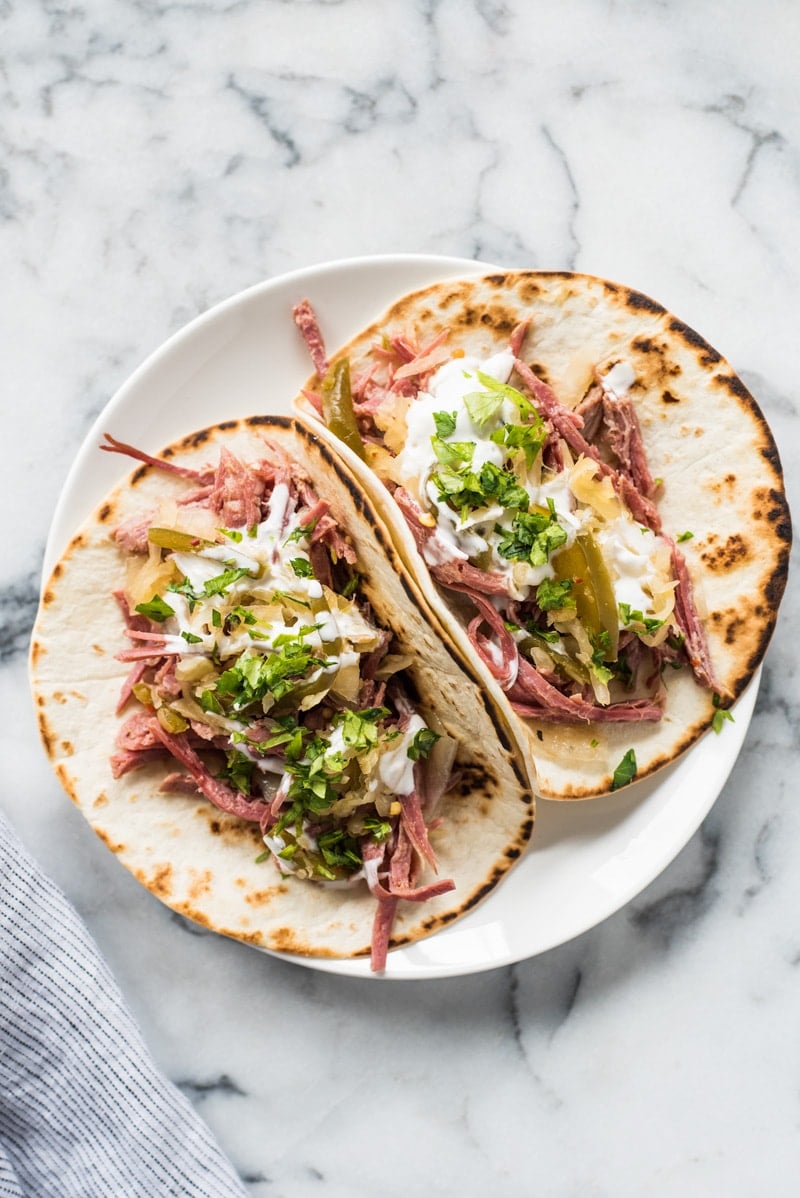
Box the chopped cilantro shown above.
[218,749,254,794]
[181,629,203,644]
[361,815,393,842]
[407,727,440,762]
[473,370,537,419]
[431,436,474,468]
[316,828,363,872]
[166,577,200,612]
[203,566,254,597]
[432,460,530,515]
[290,557,314,578]
[198,689,223,714]
[284,517,319,546]
[215,637,326,709]
[489,420,546,468]
[677,531,694,542]
[590,631,613,681]
[611,748,637,791]
[336,706,390,753]
[433,410,458,437]
[134,595,175,623]
[618,604,665,634]
[218,527,243,542]
[711,692,734,734]
[225,606,257,631]
[167,566,255,608]
[271,590,310,609]
[463,389,504,428]
[712,707,734,733]
[536,578,574,611]
[496,503,567,567]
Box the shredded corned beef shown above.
[101,433,215,483]
[292,299,329,379]
[148,722,268,822]
[602,391,656,498]
[575,384,605,443]
[113,513,154,555]
[508,658,664,723]
[668,540,719,690]
[209,447,265,530]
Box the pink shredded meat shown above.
[392,488,510,595]
[113,512,153,555]
[292,299,330,379]
[209,447,265,530]
[668,539,719,690]
[399,789,438,872]
[148,721,268,822]
[602,390,656,498]
[101,433,215,483]
[509,658,664,721]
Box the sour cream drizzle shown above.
[396,349,668,617]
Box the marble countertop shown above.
[3,1,798,1193]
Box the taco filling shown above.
[294,305,718,726]
[101,433,459,970]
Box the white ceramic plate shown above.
[44,254,758,980]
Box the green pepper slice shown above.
[322,358,366,461]
[148,527,214,552]
[552,534,619,661]
[580,533,619,661]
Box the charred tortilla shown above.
[30,417,533,962]
[293,271,791,798]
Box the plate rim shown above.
[38,252,757,980]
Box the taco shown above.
[292,273,791,798]
[30,417,533,969]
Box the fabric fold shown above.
[0,813,247,1198]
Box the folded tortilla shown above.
[294,271,791,798]
[30,417,534,960]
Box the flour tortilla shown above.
[294,271,791,798]
[30,417,534,960]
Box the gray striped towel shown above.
[0,812,248,1197]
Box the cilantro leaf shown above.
[431,436,474,468]
[284,517,319,546]
[433,410,457,437]
[610,748,637,790]
[463,389,504,428]
[490,420,546,468]
[474,370,537,419]
[407,727,440,762]
[536,578,574,611]
[290,557,314,578]
[203,567,254,597]
[431,460,530,515]
[496,508,567,567]
[711,692,735,734]
[134,595,175,623]
[335,706,390,753]
[218,750,254,794]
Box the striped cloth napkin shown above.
[0,813,248,1197]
